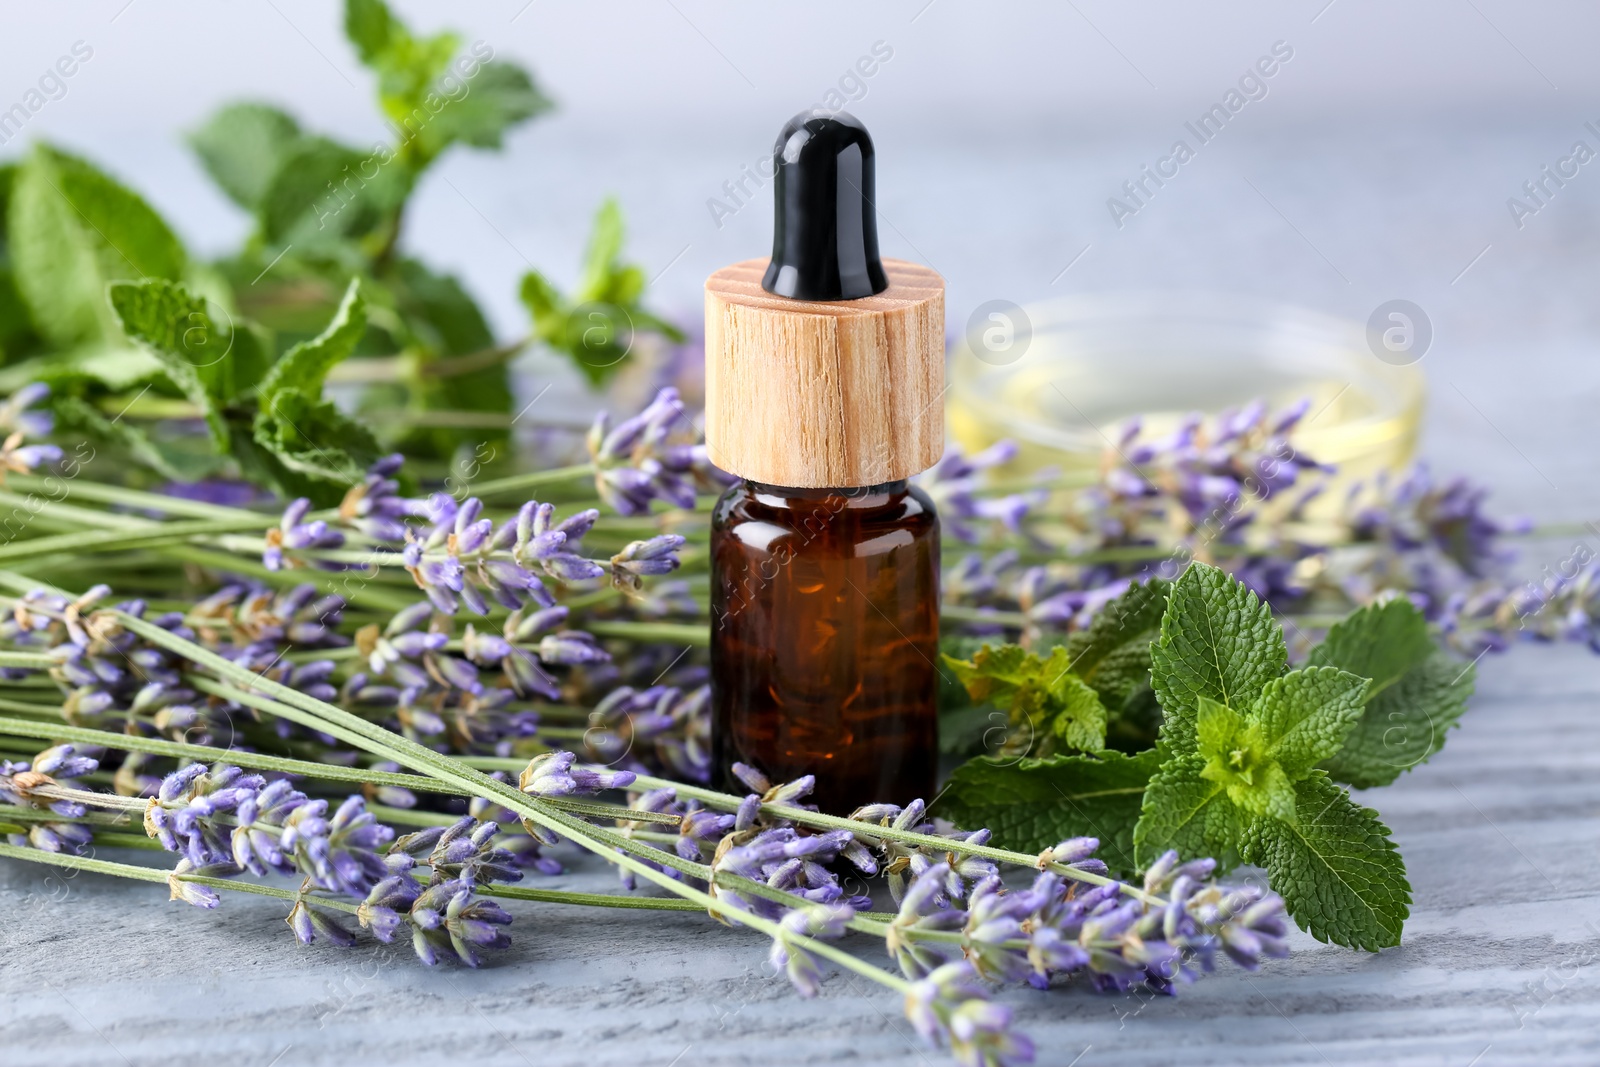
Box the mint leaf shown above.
[521,200,686,388]
[189,103,304,212]
[1150,561,1285,754]
[1193,695,1296,824]
[934,749,1160,877]
[1253,666,1369,779]
[1054,577,1170,750]
[345,0,404,63]
[9,144,186,347]
[421,61,552,154]
[1061,576,1169,706]
[252,390,382,500]
[943,643,1106,754]
[938,635,1000,756]
[1307,598,1434,693]
[257,136,410,246]
[1132,753,1239,870]
[107,280,228,449]
[1245,771,1411,950]
[0,162,41,359]
[257,278,365,406]
[1310,599,1475,789]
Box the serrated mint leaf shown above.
[107,280,228,449]
[944,643,1106,754]
[1150,562,1285,755]
[1050,675,1109,753]
[257,278,365,405]
[189,103,303,212]
[938,635,1000,756]
[252,390,382,503]
[10,144,186,347]
[933,749,1160,877]
[421,61,552,154]
[1132,753,1239,870]
[1193,695,1296,824]
[1195,694,1246,755]
[1245,771,1410,951]
[1061,576,1169,707]
[1056,577,1170,750]
[1321,649,1474,789]
[1307,598,1433,693]
[257,136,410,246]
[521,200,684,388]
[1310,599,1475,789]
[1253,666,1369,779]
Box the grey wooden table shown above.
[3,641,1598,1067]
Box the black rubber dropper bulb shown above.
[761,110,890,301]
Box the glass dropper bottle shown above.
[703,110,945,813]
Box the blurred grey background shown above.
[2,0,1597,517]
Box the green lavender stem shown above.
[468,463,595,499]
[0,839,703,915]
[0,714,676,826]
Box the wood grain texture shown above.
[704,257,944,487]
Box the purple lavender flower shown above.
[403,495,604,615]
[919,441,1047,544]
[286,896,359,947]
[0,432,63,476]
[768,904,855,996]
[0,382,55,438]
[585,684,710,782]
[609,534,686,588]
[148,764,395,900]
[192,584,348,648]
[710,826,867,918]
[264,498,345,571]
[468,774,564,875]
[406,877,513,967]
[0,745,100,854]
[167,858,238,909]
[904,961,1034,1067]
[338,454,418,542]
[587,387,729,514]
[518,750,636,797]
[391,816,524,887]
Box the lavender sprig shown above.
[144,763,395,899]
[0,745,99,854]
[587,387,733,514]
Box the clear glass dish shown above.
[947,292,1425,494]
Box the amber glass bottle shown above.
[703,110,945,813]
[710,479,939,812]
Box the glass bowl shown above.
[946,292,1425,494]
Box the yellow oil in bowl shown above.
[947,293,1425,498]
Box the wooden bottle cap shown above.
[704,257,945,488]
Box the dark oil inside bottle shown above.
[710,479,939,813]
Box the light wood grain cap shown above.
[704,257,945,488]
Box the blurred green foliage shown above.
[0,0,681,496]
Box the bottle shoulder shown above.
[711,479,937,535]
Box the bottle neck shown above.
[745,478,909,504]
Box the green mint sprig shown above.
[1309,597,1476,788]
[942,643,1108,756]
[1133,562,1410,950]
